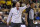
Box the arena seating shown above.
[0,0,40,27]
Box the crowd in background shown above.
[0,0,40,25]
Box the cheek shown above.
[18,4,20,6]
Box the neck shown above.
[16,7,19,10]
[31,6,33,8]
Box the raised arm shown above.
[20,4,30,11]
[20,5,27,11]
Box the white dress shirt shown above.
[7,6,27,23]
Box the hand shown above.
[7,23,9,27]
[25,22,28,26]
[27,4,30,8]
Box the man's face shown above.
[16,2,20,7]
[31,3,34,8]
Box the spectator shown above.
[34,3,37,8]
[25,3,34,27]
[35,5,37,8]
[6,1,12,9]
[0,12,4,24]
[3,17,7,23]
[34,9,38,20]
[1,1,6,9]
[36,12,40,20]
[0,12,4,19]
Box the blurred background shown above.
[0,0,40,27]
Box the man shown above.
[7,2,29,27]
[25,3,34,27]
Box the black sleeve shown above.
[25,7,31,13]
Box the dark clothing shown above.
[25,7,31,23]
[25,7,33,27]
[28,20,33,27]
[11,22,22,27]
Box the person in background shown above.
[36,12,40,20]
[35,4,37,8]
[0,12,4,24]
[35,3,38,8]
[25,3,34,27]
[1,1,6,9]
[3,17,7,23]
[0,12,4,19]
[6,1,12,9]
[7,2,29,27]
[34,9,38,20]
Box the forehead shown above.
[16,2,20,4]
